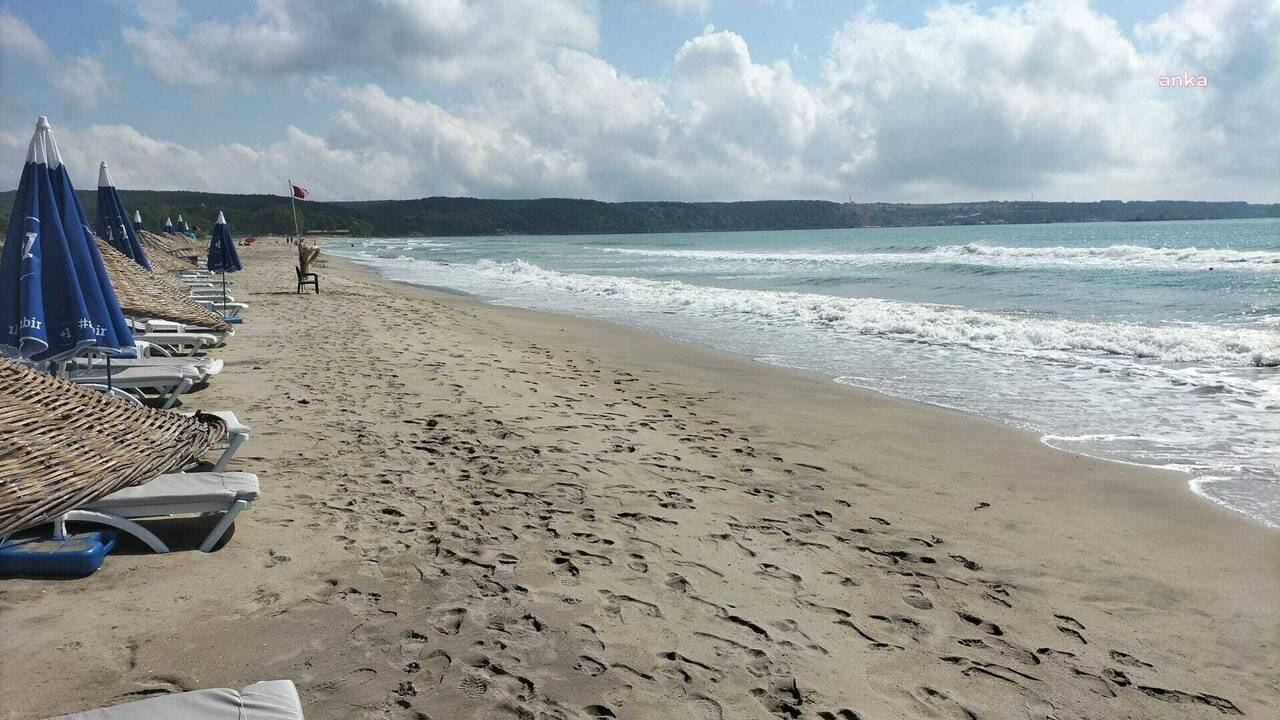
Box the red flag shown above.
[292,184,309,199]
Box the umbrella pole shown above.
[106,355,112,392]
[222,269,228,318]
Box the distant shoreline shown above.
[2,190,1277,238]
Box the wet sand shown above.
[2,240,1276,719]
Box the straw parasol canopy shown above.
[136,237,193,273]
[139,229,201,265]
[97,238,231,332]
[0,358,228,536]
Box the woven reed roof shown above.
[141,229,202,258]
[97,239,231,332]
[137,234,194,273]
[139,229,201,261]
[0,359,228,536]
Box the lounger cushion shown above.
[86,472,260,510]
[134,332,218,347]
[73,357,221,376]
[54,680,302,719]
[68,365,201,384]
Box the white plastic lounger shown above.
[177,271,225,282]
[189,291,239,304]
[142,318,234,340]
[131,331,219,355]
[196,299,249,316]
[73,356,223,382]
[53,679,302,719]
[77,383,145,405]
[189,290,242,301]
[188,286,236,297]
[67,364,200,409]
[196,409,252,472]
[55,471,260,553]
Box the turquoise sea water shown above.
[330,219,1280,526]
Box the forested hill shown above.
[1,189,1276,238]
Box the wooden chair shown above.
[295,265,319,294]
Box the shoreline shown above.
[3,240,1275,719]
[303,215,1280,241]
[335,251,1275,532]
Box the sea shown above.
[328,219,1280,527]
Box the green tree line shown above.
[2,189,1276,239]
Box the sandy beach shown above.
[2,239,1276,719]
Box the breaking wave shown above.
[460,259,1278,366]
[598,244,1280,272]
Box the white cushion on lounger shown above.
[53,680,303,720]
[73,357,222,377]
[68,365,201,385]
[86,472,260,510]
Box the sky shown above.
[0,0,1276,203]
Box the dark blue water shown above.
[331,219,1280,526]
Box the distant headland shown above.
[2,189,1276,238]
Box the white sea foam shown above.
[597,244,1280,272]
[397,257,1279,367]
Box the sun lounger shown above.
[177,270,223,281]
[54,471,260,553]
[73,355,223,383]
[141,318,235,340]
[188,287,238,300]
[196,299,249,317]
[178,279,233,293]
[67,364,200,409]
[197,409,251,472]
[131,331,220,355]
[134,338,224,367]
[53,679,302,719]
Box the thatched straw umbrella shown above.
[139,229,200,265]
[96,238,231,332]
[137,234,194,273]
[0,358,228,536]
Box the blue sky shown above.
[1,1,1275,202]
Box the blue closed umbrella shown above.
[0,116,133,364]
[96,161,151,270]
[163,216,173,234]
[133,209,143,232]
[176,214,188,233]
[207,211,242,317]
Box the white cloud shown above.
[9,0,1274,203]
[1138,0,1280,188]
[122,0,599,89]
[647,0,713,16]
[54,57,120,110]
[0,10,50,63]
[820,1,1166,198]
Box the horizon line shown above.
[4,189,1278,207]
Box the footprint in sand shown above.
[457,673,487,699]
[756,562,802,584]
[903,686,978,719]
[902,589,934,610]
[664,573,692,593]
[430,607,467,635]
[575,655,607,677]
[956,611,1003,636]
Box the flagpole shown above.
[288,178,301,243]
